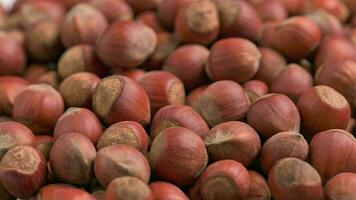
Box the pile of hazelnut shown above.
[0,0,356,199]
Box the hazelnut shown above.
[204,121,261,166]
[150,127,208,186]
[150,104,209,139]
[54,107,103,144]
[247,94,301,139]
[206,38,261,83]
[59,72,100,108]
[92,75,151,126]
[96,121,149,153]
[0,145,47,199]
[96,21,157,69]
[200,80,250,127]
[297,86,351,135]
[50,132,96,185]
[94,144,150,187]
[163,44,209,90]
[61,3,108,48]
[13,84,64,134]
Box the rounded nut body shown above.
[94,144,150,187]
[247,94,301,139]
[59,72,101,108]
[150,127,208,186]
[61,3,108,48]
[175,0,220,45]
[206,38,261,83]
[324,172,356,200]
[309,129,356,182]
[12,84,64,134]
[54,107,103,144]
[204,121,261,166]
[297,86,351,136]
[268,158,324,200]
[97,121,149,153]
[260,131,309,174]
[96,21,157,69]
[93,75,151,126]
[35,184,95,200]
[50,132,96,185]
[151,104,209,139]
[0,145,47,199]
[194,160,251,200]
[0,76,29,115]
[273,16,321,61]
[200,80,250,127]
[104,177,154,200]
[163,44,209,90]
